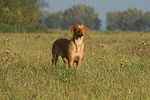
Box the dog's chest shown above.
[74,39,83,57]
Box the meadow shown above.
[0,31,150,99]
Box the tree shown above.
[38,10,50,27]
[61,4,101,30]
[94,18,101,30]
[119,8,142,31]
[142,11,150,30]
[0,0,49,26]
[106,8,143,31]
[106,11,121,30]
[134,18,145,31]
[46,11,63,29]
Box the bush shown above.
[0,24,48,33]
[0,24,24,33]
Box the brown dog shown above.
[52,24,89,69]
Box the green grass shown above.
[0,31,150,99]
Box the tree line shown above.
[38,4,101,30]
[0,0,150,33]
[106,8,150,31]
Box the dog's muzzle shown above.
[78,30,83,36]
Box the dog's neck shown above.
[71,35,84,54]
[71,35,84,44]
[73,34,83,40]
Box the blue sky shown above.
[43,0,150,30]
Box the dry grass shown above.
[0,31,150,99]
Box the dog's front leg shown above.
[68,60,74,68]
[76,60,82,69]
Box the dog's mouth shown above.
[78,30,84,36]
[78,32,83,36]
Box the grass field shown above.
[0,31,150,99]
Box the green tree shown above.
[134,18,145,31]
[46,11,63,29]
[119,8,142,31]
[106,8,143,31]
[94,18,101,30]
[0,0,49,26]
[61,4,101,30]
[142,11,150,30]
[106,11,121,30]
[38,10,50,27]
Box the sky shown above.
[43,0,150,30]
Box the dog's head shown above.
[69,24,89,36]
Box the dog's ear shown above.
[69,24,76,34]
[83,25,89,35]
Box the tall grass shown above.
[0,31,150,99]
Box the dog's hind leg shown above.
[52,54,58,65]
[62,57,68,67]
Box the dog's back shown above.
[52,38,69,57]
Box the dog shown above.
[52,24,89,69]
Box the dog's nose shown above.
[80,30,83,33]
